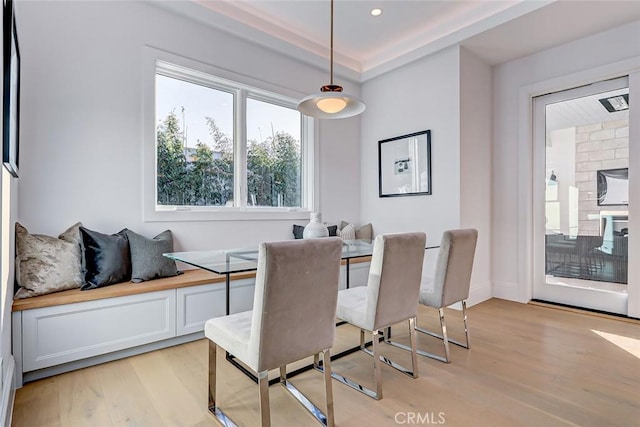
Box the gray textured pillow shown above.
[14,222,84,298]
[126,229,180,283]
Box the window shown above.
[148,59,314,220]
[246,98,302,208]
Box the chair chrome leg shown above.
[281,354,334,426]
[322,350,336,427]
[363,330,418,378]
[438,308,451,363]
[415,306,470,349]
[372,329,383,399]
[258,370,271,427]
[360,328,366,350]
[330,330,383,400]
[209,341,216,410]
[387,310,452,363]
[408,317,419,378]
[208,341,238,427]
[461,300,471,349]
[389,302,472,363]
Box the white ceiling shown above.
[546,88,629,132]
[156,0,640,81]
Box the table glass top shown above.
[165,240,438,275]
[164,240,374,275]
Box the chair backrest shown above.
[365,232,426,330]
[432,229,478,307]
[249,237,343,372]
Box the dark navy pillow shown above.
[293,224,305,239]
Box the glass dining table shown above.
[164,239,438,385]
[165,240,438,315]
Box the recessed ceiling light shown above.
[371,8,382,17]
[599,94,629,112]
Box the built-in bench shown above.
[12,269,258,387]
[12,258,371,388]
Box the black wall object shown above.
[378,130,431,198]
[3,0,20,177]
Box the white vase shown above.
[303,212,329,239]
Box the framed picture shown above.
[378,130,431,197]
[597,168,628,206]
[3,0,20,178]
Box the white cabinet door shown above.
[176,282,225,336]
[22,290,176,371]
[176,278,255,336]
[230,278,256,314]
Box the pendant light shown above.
[297,0,365,119]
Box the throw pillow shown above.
[340,221,373,241]
[58,221,86,276]
[292,224,337,239]
[80,227,131,290]
[338,223,356,240]
[14,222,84,299]
[355,223,373,241]
[292,224,305,239]
[126,229,180,283]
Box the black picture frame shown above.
[3,0,20,178]
[378,130,431,198]
[597,168,628,206]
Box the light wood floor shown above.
[12,298,640,427]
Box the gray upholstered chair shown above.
[204,237,343,427]
[327,232,426,400]
[402,228,477,363]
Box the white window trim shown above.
[142,46,317,222]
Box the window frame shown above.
[143,48,317,222]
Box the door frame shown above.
[532,77,629,314]
[514,56,640,317]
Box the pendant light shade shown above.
[297,0,365,119]
[298,85,365,119]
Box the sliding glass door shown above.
[533,77,631,314]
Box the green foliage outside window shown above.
[156,111,301,207]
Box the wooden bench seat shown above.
[11,269,256,312]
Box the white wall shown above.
[492,20,640,303]
[0,170,17,424]
[360,46,460,277]
[460,47,492,306]
[360,46,493,305]
[16,0,360,250]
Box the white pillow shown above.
[339,223,356,240]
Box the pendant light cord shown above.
[330,0,334,85]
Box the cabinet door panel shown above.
[22,290,176,371]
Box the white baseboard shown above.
[468,285,492,307]
[492,281,525,302]
[0,356,15,427]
